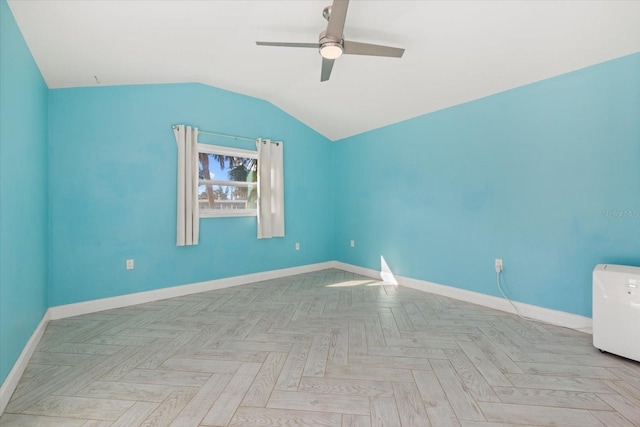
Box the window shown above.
[197,144,258,217]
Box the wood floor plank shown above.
[402,302,430,330]
[325,365,415,382]
[75,380,176,402]
[327,327,349,366]
[303,334,330,377]
[244,308,280,335]
[493,387,611,410]
[247,331,312,345]
[270,303,297,329]
[21,363,57,379]
[5,352,112,413]
[603,379,640,402]
[342,414,372,427]
[478,401,606,426]
[393,381,431,427]
[527,352,629,368]
[516,362,621,380]
[187,348,269,363]
[139,386,198,427]
[47,342,123,356]
[135,331,200,370]
[349,354,431,371]
[430,359,485,422]
[267,390,370,415]
[299,377,394,397]
[159,357,242,374]
[207,339,292,354]
[456,340,512,387]
[291,299,312,322]
[201,362,263,426]
[309,295,327,315]
[229,406,342,426]
[274,343,310,391]
[402,329,474,342]
[378,312,401,341]
[169,373,232,426]
[590,410,638,427]
[458,422,540,427]
[391,307,415,332]
[348,322,367,356]
[82,420,116,426]
[98,338,173,381]
[0,413,87,426]
[55,346,145,396]
[467,333,524,375]
[22,395,136,421]
[413,369,461,427]
[119,368,211,387]
[596,393,640,425]
[242,352,288,407]
[444,349,500,403]
[479,327,533,363]
[364,316,385,348]
[368,345,447,360]
[27,351,91,367]
[10,365,72,403]
[110,402,159,427]
[384,337,460,350]
[369,396,401,426]
[506,373,616,393]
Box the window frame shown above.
[196,143,258,218]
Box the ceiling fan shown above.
[256,0,405,82]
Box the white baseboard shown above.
[333,261,593,334]
[0,310,50,415]
[48,261,336,320]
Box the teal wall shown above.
[333,53,640,317]
[47,84,334,306]
[0,0,49,384]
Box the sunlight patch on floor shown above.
[326,279,380,288]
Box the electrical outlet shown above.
[126,259,134,270]
[350,240,355,248]
[295,242,300,251]
[495,258,503,273]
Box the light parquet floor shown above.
[2,269,640,426]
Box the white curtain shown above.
[256,138,285,238]
[174,125,199,246]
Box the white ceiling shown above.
[7,0,640,141]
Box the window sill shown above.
[200,210,257,218]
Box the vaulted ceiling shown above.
[7,0,640,141]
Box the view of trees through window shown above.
[198,153,258,213]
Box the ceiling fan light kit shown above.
[256,0,404,81]
[320,42,343,60]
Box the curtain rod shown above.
[171,125,255,142]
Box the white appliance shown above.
[593,264,640,362]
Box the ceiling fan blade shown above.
[343,41,405,58]
[321,58,335,82]
[326,0,349,41]
[256,41,320,48]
